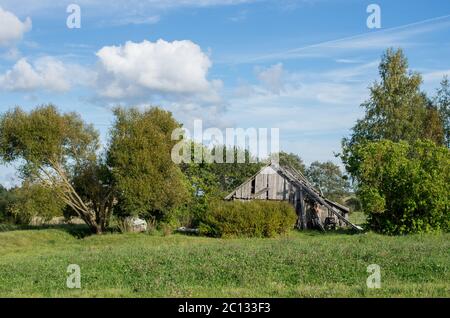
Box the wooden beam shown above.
[250,187,269,199]
[275,166,362,231]
[299,187,307,230]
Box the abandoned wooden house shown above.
[225,163,362,231]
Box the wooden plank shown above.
[275,166,362,231]
[299,187,307,229]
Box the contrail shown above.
[229,13,450,64]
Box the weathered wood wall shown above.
[227,166,344,229]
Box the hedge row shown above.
[199,200,297,238]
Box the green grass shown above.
[0,226,449,297]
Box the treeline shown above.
[0,105,350,234]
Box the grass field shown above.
[0,223,449,298]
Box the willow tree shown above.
[0,105,112,233]
[107,107,190,221]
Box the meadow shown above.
[0,218,448,298]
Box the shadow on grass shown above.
[296,227,366,236]
[0,223,93,239]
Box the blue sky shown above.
[0,0,450,187]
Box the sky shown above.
[0,0,449,187]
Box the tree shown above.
[342,48,444,176]
[275,152,306,173]
[179,144,222,227]
[8,181,66,224]
[208,146,264,193]
[176,143,264,226]
[434,76,450,148]
[0,105,112,233]
[0,184,17,223]
[305,161,350,202]
[107,107,190,221]
[0,184,8,216]
[71,159,115,230]
[354,140,449,234]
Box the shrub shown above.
[0,185,16,223]
[199,200,296,238]
[355,140,450,234]
[8,182,66,225]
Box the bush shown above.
[355,140,450,234]
[199,200,296,238]
[0,185,16,223]
[8,182,66,225]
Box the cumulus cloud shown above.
[0,6,32,46]
[95,39,222,103]
[0,57,93,92]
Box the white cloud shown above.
[113,15,161,26]
[0,6,31,46]
[95,39,221,102]
[0,57,93,92]
[255,63,285,94]
[422,69,450,83]
[229,9,248,22]
[0,47,21,60]
[224,60,377,163]
[234,60,377,106]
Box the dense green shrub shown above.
[199,200,297,238]
[0,185,16,223]
[8,182,66,224]
[355,140,450,234]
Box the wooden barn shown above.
[225,164,362,231]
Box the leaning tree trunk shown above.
[38,161,107,234]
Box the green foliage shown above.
[275,152,306,173]
[199,200,297,238]
[434,76,450,148]
[354,140,450,234]
[306,161,350,202]
[108,107,190,220]
[340,49,448,235]
[0,105,107,233]
[71,160,115,230]
[344,196,362,213]
[179,156,222,227]
[0,185,17,223]
[0,105,98,175]
[177,143,264,226]
[342,48,445,177]
[8,182,66,224]
[207,145,264,193]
